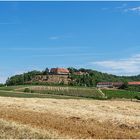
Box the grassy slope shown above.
[31,88,103,99]
[0,90,85,99]
[102,89,140,99]
[0,85,34,91]
[0,85,140,100]
[0,85,104,99]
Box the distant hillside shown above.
[5,67,140,86]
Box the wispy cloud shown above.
[125,6,140,12]
[123,6,140,14]
[0,46,97,51]
[101,3,127,12]
[90,54,140,76]
[114,3,140,14]
[48,34,73,40]
[48,36,60,40]
[108,3,140,15]
[31,53,107,57]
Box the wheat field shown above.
[0,97,139,139]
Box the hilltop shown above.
[5,67,140,87]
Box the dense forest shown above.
[5,67,140,87]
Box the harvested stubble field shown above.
[0,97,139,139]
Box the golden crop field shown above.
[0,97,139,139]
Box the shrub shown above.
[135,95,140,100]
[31,90,34,93]
[24,88,31,93]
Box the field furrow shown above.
[0,97,139,139]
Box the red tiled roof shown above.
[56,68,69,73]
[128,82,140,85]
[50,68,69,74]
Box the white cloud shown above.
[90,54,140,76]
[48,34,72,40]
[101,4,140,15]
[128,6,140,12]
[32,52,109,57]
[48,36,59,40]
[124,6,140,13]
[0,46,95,51]
[113,4,140,14]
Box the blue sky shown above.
[1,1,140,83]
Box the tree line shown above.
[5,67,140,89]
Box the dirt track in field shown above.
[0,97,140,139]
